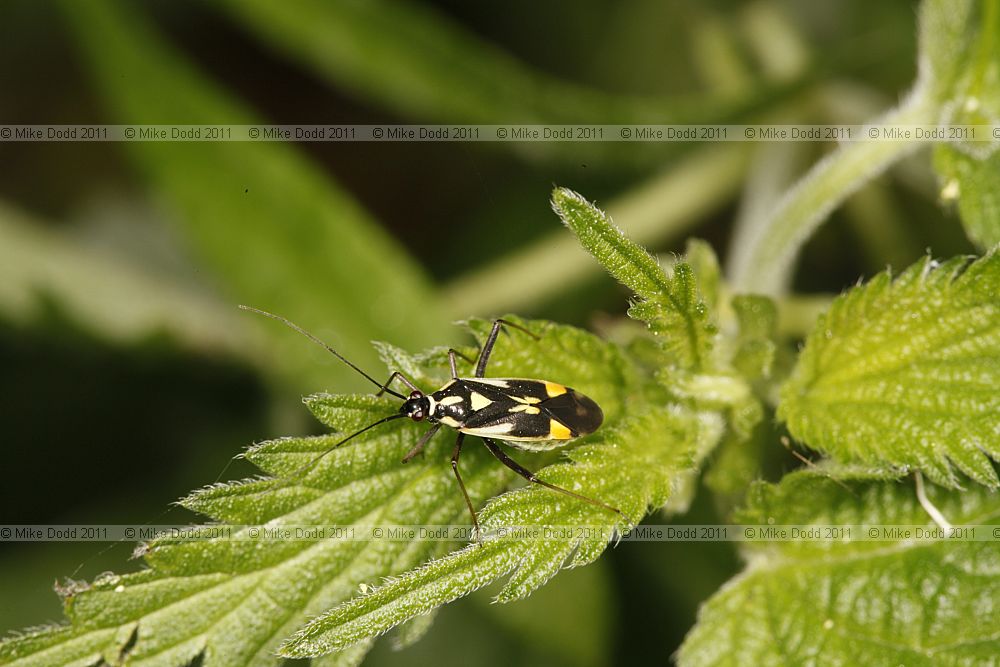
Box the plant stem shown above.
[442,145,751,317]
[727,89,939,295]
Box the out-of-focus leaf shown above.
[476,561,614,667]
[936,148,1000,249]
[0,201,245,353]
[729,295,777,381]
[442,147,751,317]
[217,0,799,167]
[60,0,448,392]
[930,0,1000,250]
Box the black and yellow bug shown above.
[241,307,624,536]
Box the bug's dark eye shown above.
[410,390,423,399]
[412,410,425,421]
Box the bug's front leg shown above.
[446,348,476,379]
[375,371,420,397]
[402,424,441,463]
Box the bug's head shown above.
[400,390,430,421]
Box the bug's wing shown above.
[459,407,561,444]
[540,389,604,437]
[458,386,603,451]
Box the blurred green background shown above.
[0,0,973,665]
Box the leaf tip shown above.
[550,186,582,221]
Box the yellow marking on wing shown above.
[549,420,572,439]
[469,392,492,410]
[438,416,462,428]
[439,395,464,406]
[509,404,540,415]
[544,381,567,398]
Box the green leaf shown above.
[930,0,1000,250]
[60,0,448,392]
[702,418,769,509]
[936,148,1000,250]
[280,407,723,657]
[215,0,798,168]
[0,200,246,354]
[678,471,1000,666]
[730,295,778,381]
[552,187,717,372]
[778,251,1000,487]
[684,238,723,312]
[0,318,648,666]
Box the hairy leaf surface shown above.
[280,407,723,657]
[779,252,1000,487]
[679,471,1000,666]
[552,187,717,372]
[0,319,638,666]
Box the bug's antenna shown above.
[239,305,406,400]
[282,413,406,485]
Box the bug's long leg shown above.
[450,434,480,541]
[481,438,627,524]
[475,319,540,378]
[375,371,420,397]
[402,423,441,463]
[447,349,475,378]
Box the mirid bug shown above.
[240,306,625,537]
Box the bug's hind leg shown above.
[450,434,481,541]
[474,319,540,378]
[481,438,627,524]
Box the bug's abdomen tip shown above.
[545,389,603,436]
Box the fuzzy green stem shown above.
[728,88,939,295]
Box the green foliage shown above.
[779,251,1000,487]
[729,295,778,382]
[478,563,614,667]
[678,471,1000,666]
[0,317,686,665]
[60,0,448,391]
[929,0,1000,250]
[282,407,720,657]
[936,149,1000,250]
[216,0,798,168]
[6,1,1000,660]
[552,187,717,372]
[930,0,1000,249]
